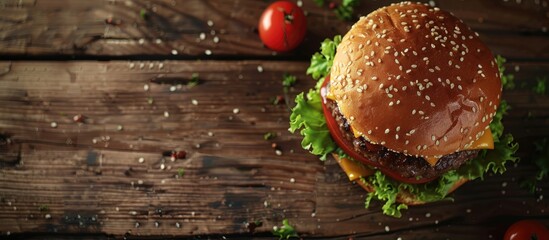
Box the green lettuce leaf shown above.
[490,100,509,141]
[289,90,336,160]
[496,55,516,90]
[306,36,341,82]
[290,36,342,160]
[363,172,408,218]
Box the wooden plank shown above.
[0,60,548,239]
[0,0,548,59]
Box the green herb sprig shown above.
[533,77,547,95]
[314,0,360,21]
[520,138,549,193]
[272,219,298,239]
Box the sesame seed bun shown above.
[329,2,502,159]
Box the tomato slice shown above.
[320,75,438,184]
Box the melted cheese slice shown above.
[326,91,336,101]
[424,128,495,166]
[351,126,361,138]
[336,155,374,181]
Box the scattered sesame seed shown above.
[171,49,178,55]
[233,108,240,114]
[50,122,58,128]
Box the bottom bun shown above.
[333,153,468,205]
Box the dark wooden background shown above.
[1,0,548,239]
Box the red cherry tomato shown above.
[258,1,306,52]
[504,220,549,240]
[320,75,438,184]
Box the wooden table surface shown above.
[1,0,548,239]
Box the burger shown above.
[290,2,518,217]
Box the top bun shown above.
[329,2,502,158]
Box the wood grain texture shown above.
[0,61,548,239]
[0,0,548,59]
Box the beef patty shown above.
[326,99,479,180]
